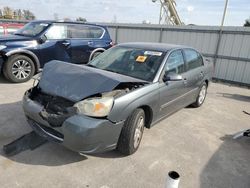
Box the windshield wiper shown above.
[86,64,97,68]
[14,33,30,37]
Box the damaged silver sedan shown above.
[22,42,213,155]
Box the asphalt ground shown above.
[0,76,250,188]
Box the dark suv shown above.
[0,20,113,83]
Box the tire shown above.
[117,108,145,155]
[191,82,207,108]
[3,55,35,83]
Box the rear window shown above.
[184,49,203,70]
[70,24,89,38]
[70,25,104,39]
[89,27,104,38]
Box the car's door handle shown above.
[183,78,187,85]
[62,42,70,46]
[199,71,204,78]
[88,41,94,45]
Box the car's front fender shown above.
[108,83,160,124]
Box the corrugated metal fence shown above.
[1,19,250,85]
[104,23,250,85]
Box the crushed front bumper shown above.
[22,92,124,154]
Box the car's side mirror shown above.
[163,72,183,82]
[38,35,47,44]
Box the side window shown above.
[70,25,90,38]
[165,50,185,74]
[45,24,67,39]
[89,27,104,38]
[184,49,203,71]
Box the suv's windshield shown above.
[88,46,165,82]
[15,22,50,37]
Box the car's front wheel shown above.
[117,108,145,155]
[3,55,35,83]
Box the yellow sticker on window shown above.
[136,56,147,63]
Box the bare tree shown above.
[244,18,250,27]
[76,17,87,22]
[3,6,13,19]
[17,9,23,20]
[22,10,35,20]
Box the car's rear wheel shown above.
[117,108,145,155]
[3,55,35,83]
[192,82,207,107]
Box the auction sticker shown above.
[144,51,162,56]
[136,56,147,63]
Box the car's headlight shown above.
[0,45,6,50]
[74,97,114,117]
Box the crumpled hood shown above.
[38,60,146,102]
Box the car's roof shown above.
[118,42,189,52]
[30,20,105,28]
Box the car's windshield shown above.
[88,46,165,82]
[15,22,50,37]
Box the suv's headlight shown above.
[74,97,114,117]
[0,45,6,50]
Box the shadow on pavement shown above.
[0,75,10,84]
[0,101,87,166]
[217,92,250,102]
[0,101,124,167]
[200,135,250,188]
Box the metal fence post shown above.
[214,29,223,65]
[115,25,119,44]
[159,27,163,43]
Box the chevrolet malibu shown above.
[23,42,213,155]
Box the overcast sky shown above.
[0,0,249,26]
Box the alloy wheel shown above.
[12,59,32,80]
[133,116,144,149]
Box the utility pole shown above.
[220,0,229,28]
[214,0,229,66]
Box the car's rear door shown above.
[182,49,205,102]
[38,23,71,66]
[67,24,90,64]
[158,50,187,119]
[68,25,108,64]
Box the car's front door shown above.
[158,50,188,119]
[38,24,71,66]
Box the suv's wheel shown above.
[191,82,207,107]
[4,55,35,83]
[117,108,145,155]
